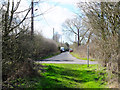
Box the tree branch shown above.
[10,8,31,31]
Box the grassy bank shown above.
[9,64,108,88]
[40,52,60,59]
[70,52,95,61]
[35,52,60,61]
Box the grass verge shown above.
[35,52,60,61]
[70,52,95,61]
[41,52,60,59]
[9,64,108,88]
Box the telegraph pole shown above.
[31,0,34,37]
[75,34,77,42]
[78,29,80,46]
[118,25,120,88]
[61,35,62,46]
[87,44,89,67]
[53,28,54,40]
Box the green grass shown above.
[41,52,60,59]
[70,52,95,61]
[11,64,108,88]
[34,52,60,60]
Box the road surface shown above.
[36,52,98,64]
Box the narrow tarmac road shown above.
[36,52,98,64]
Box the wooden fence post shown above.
[87,44,89,67]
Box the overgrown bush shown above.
[2,30,59,80]
[1,1,59,88]
[32,34,59,60]
[77,2,120,87]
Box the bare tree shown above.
[77,2,120,87]
[1,0,34,84]
[63,16,92,46]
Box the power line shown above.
[35,2,60,29]
[31,0,34,37]
[30,0,41,37]
[29,1,60,39]
[37,4,52,29]
[38,4,55,39]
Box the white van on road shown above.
[60,47,65,53]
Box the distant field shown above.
[12,64,108,88]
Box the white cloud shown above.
[34,2,76,40]
[7,0,78,43]
[50,0,79,5]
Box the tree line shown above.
[1,0,59,88]
[63,2,120,87]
